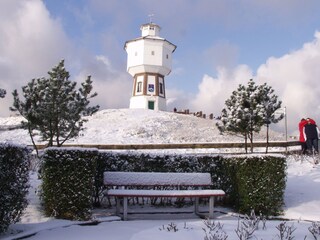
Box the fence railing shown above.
[33,141,301,151]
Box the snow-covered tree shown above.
[216,79,265,153]
[257,83,284,153]
[0,88,6,98]
[11,60,99,154]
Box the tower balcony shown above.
[127,64,171,77]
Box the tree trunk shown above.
[28,123,39,157]
[244,134,248,154]
[249,120,254,153]
[249,129,254,153]
[266,124,269,154]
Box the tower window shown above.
[166,54,169,59]
[151,51,155,55]
[135,52,138,56]
[159,82,163,94]
[137,82,142,92]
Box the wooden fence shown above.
[33,141,301,151]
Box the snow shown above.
[107,189,225,197]
[104,171,213,186]
[104,172,225,198]
[0,108,287,145]
[1,108,320,239]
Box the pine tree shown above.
[257,83,284,153]
[216,79,265,153]
[217,79,283,153]
[11,60,100,154]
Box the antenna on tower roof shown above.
[148,13,154,23]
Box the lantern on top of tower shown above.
[125,21,176,111]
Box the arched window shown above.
[159,82,163,94]
[137,82,142,92]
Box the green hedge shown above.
[0,143,31,233]
[41,149,287,218]
[41,148,98,220]
[212,155,287,215]
[94,152,286,216]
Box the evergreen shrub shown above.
[95,152,286,216]
[0,143,30,233]
[214,155,287,215]
[41,148,98,220]
[40,148,286,218]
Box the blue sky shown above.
[1,0,320,134]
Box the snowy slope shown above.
[0,108,286,145]
[1,109,320,240]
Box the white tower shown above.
[125,22,176,111]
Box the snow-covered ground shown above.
[0,108,287,145]
[1,109,319,239]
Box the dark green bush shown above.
[41,148,98,220]
[211,154,287,215]
[0,143,31,233]
[41,148,287,218]
[229,155,286,215]
[94,152,286,216]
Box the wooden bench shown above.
[103,171,225,220]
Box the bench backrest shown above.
[104,171,213,187]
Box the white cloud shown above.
[95,55,112,70]
[0,0,131,117]
[73,54,132,110]
[166,88,194,112]
[188,65,253,116]
[0,0,71,116]
[0,0,71,79]
[255,31,320,134]
[203,41,239,70]
[185,31,320,135]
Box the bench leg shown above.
[209,196,214,219]
[194,197,199,215]
[123,197,128,221]
[116,197,120,215]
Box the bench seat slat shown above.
[107,189,225,198]
[104,171,213,186]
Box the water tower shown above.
[125,22,176,111]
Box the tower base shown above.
[129,95,167,111]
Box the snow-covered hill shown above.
[0,108,286,145]
[2,109,320,240]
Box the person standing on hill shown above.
[303,118,320,155]
[299,118,308,154]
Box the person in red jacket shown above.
[299,118,308,154]
[303,118,320,155]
